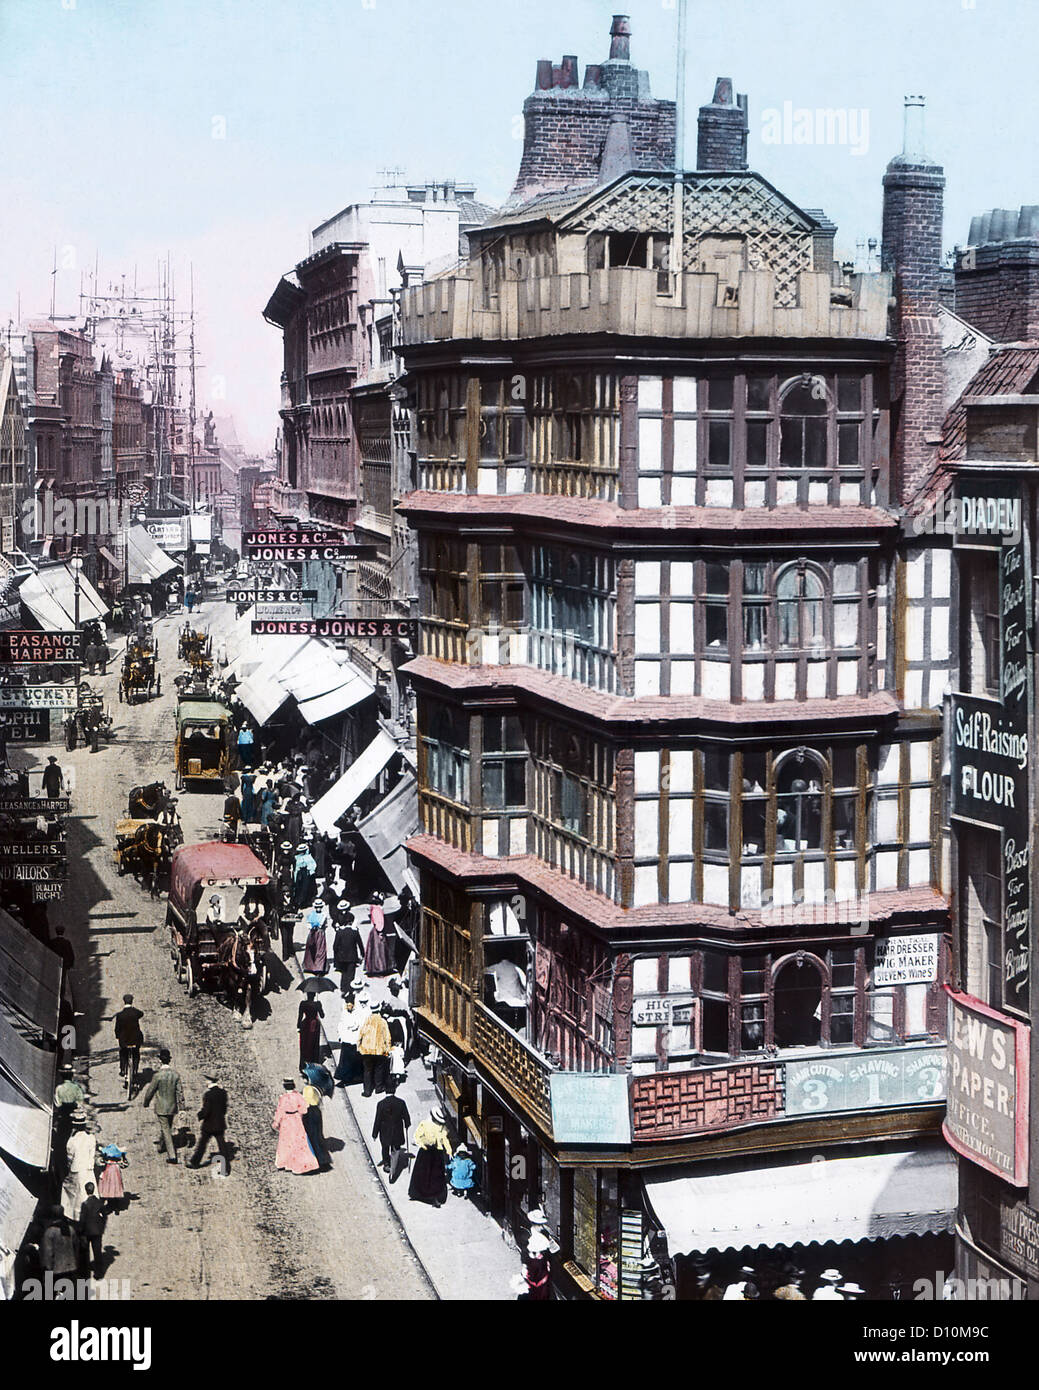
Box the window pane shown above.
[779,419,802,468]
[504,716,524,752]
[743,563,766,596]
[832,746,857,788]
[741,1002,766,1050]
[709,377,733,411]
[830,1001,854,1045]
[868,989,896,1043]
[705,562,727,595]
[483,762,504,808]
[838,422,860,469]
[704,799,728,850]
[741,796,766,855]
[484,716,504,753]
[834,601,858,648]
[505,760,526,808]
[709,420,731,469]
[701,997,729,1053]
[804,417,827,468]
[507,415,527,458]
[833,562,859,595]
[837,375,861,412]
[777,599,798,648]
[747,420,768,467]
[705,602,727,649]
[743,602,766,651]
[704,750,728,792]
[746,376,771,411]
[834,794,857,850]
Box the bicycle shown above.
[125,1045,140,1102]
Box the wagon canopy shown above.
[169,842,270,909]
[176,699,230,727]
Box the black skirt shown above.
[408,1145,447,1205]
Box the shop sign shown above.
[0,859,68,883]
[1000,1200,1039,1282]
[0,709,50,742]
[0,796,69,815]
[226,589,317,604]
[0,631,82,664]
[0,684,77,711]
[32,882,64,902]
[0,842,66,860]
[943,988,1029,1186]
[951,695,1027,831]
[143,517,186,550]
[550,1073,630,1145]
[633,996,671,1026]
[784,1045,945,1116]
[873,933,939,986]
[250,617,417,643]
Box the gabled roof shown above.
[476,168,825,237]
[940,345,1039,464]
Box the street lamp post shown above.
[70,556,83,632]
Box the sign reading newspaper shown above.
[0,631,82,664]
[250,617,418,643]
[873,933,939,986]
[943,988,1029,1186]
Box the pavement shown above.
[13,596,517,1302]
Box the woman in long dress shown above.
[239,772,256,825]
[97,1143,127,1213]
[301,901,328,975]
[301,1070,332,1171]
[272,1080,319,1174]
[363,896,396,976]
[297,996,325,1070]
[408,1108,452,1207]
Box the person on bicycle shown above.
[113,994,144,1079]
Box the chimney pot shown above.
[584,64,603,89]
[560,55,579,88]
[609,14,631,61]
[902,95,926,160]
[536,59,554,90]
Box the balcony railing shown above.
[401,267,893,347]
[472,1001,555,1136]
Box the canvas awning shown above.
[310,731,399,834]
[0,1155,38,1292]
[18,564,108,632]
[644,1146,958,1256]
[0,910,61,1036]
[235,635,311,725]
[0,1012,55,1111]
[0,1070,50,1169]
[357,773,419,895]
[124,525,179,586]
[296,670,374,724]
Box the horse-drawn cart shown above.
[119,639,161,704]
[167,842,273,1014]
[64,682,114,752]
[174,697,233,791]
[113,818,171,897]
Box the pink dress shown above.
[272,1091,319,1174]
[97,1160,125,1201]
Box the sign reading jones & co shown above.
[943,989,1029,1187]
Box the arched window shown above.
[772,952,826,1048]
[774,750,826,853]
[779,378,828,469]
[776,562,825,650]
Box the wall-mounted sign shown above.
[32,882,64,902]
[250,617,418,643]
[943,988,1029,1187]
[0,632,82,664]
[0,709,50,743]
[0,684,77,712]
[0,859,67,884]
[953,480,1023,550]
[1000,1200,1039,1282]
[0,796,70,816]
[0,842,66,860]
[873,934,939,986]
[550,1073,631,1145]
[144,517,186,550]
[951,695,1027,831]
[226,590,317,604]
[785,1045,945,1116]
[633,997,671,1026]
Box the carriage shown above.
[178,624,211,665]
[173,698,233,791]
[119,640,161,704]
[113,818,172,897]
[167,842,273,1011]
[63,682,113,751]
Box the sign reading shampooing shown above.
[943,988,1029,1186]
[873,933,939,986]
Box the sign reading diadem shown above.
[943,988,1029,1186]
[873,933,939,986]
[0,632,82,664]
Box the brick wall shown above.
[955,242,1039,342]
[882,159,946,504]
[696,107,747,171]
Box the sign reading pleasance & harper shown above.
[943,988,1029,1186]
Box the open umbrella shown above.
[297,976,338,994]
[302,1062,335,1098]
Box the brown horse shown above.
[217,928,267,1016]
[116,822,167,898]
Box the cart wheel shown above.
[186,957,198,996]
[156,675,162,696]
[258,960,269,997]
[175,954,186,984]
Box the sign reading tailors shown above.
[943,989,1029,1187]
[550,1073,631,1145]
[0,632,82,664]
[873,933,939,986]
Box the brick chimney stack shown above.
[881,96,946,503]
[696,78,749,171]
[508,16,676,205]
[955,204,1039,342]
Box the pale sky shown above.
[0,0,1030,452]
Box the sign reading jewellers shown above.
[950,479,1031,1014]
[943,988,1029,1187]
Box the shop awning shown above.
[0,910,61,1036]
[0,1012,55,1111]
[296,670,374,725]
[235,635,311,725]
[644,1147,958,1256]
[0,1155,38,1293]
[124,525,178,586]
[357,773,419,895]
[98,545,121,570]
[18,564,108,632]
[0,1069,50,1169]
[310,731,399,834]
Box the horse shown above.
[128,781,171,820]
[217,928,266,1016]
[116,822,167,898]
